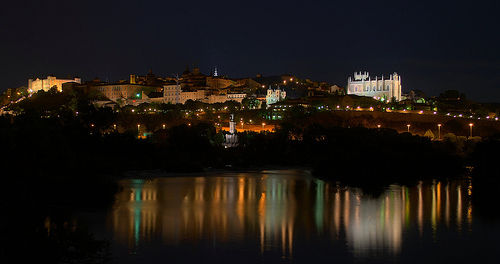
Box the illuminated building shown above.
[329,84,344,94]
[205,93,247,104]
[92,83,162,101]
[28,76,81,93]
[224,114,239,148]
[179,89,206,103]
[226,93,246,102]
[266,86,286,105]
[161,84,182,104]
[347,71,402,101]
[161,84,245,104]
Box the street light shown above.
[162,124,166,130]
[437,124,441,140]
[377,124,381,129]
[469,123,474,137]
[407,124,411,133]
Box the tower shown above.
[214,67,218,77]
[224,114,239,148]
[229,114,236,134]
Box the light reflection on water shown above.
[108,170,475,261]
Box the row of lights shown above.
[122,102,499,125]
[99,122,474,138]
[376,123,475,139]
[446,112,498,121]
[88,123,169,130]
[329,104,498,122]
[97,122,477,138]
[128,106,234,114]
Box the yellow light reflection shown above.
[108,174,472,259]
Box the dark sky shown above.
[1,0,499,101]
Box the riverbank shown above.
[122,166,313,179]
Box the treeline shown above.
[467,136,500,220]
[2,90,495,186]
[230,123,465,192]
[0,112,470,186]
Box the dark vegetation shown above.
[2,89,499,194]
[468,136,500,221]
[2,89,498,194]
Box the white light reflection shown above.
[109,175,472,259]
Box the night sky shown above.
[1,0,499,101]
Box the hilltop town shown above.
[2,67,500,140]
[2,66,344,108]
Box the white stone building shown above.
[162,84,182,104]
[159,85,206,104]
[347,72,402,102]
[266,87,286,105]
[161,84,246,105]
[28,76,81,93]
[179,90,206,104]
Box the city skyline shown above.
[1,0,499,101]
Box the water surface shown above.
[84,170,499,263]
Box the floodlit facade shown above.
[162,84,182,104]
[179,90,206,104]
[93,84,161,101]
[28,76,81,93]
[161,85,246,104]
[205,93,247,104]
[266,87,286,105]
[347,72,402,101]
[224,114,239,148]
[159,85,205,104]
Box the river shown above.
[77,170,499,263]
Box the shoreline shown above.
[122,166,314,179]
